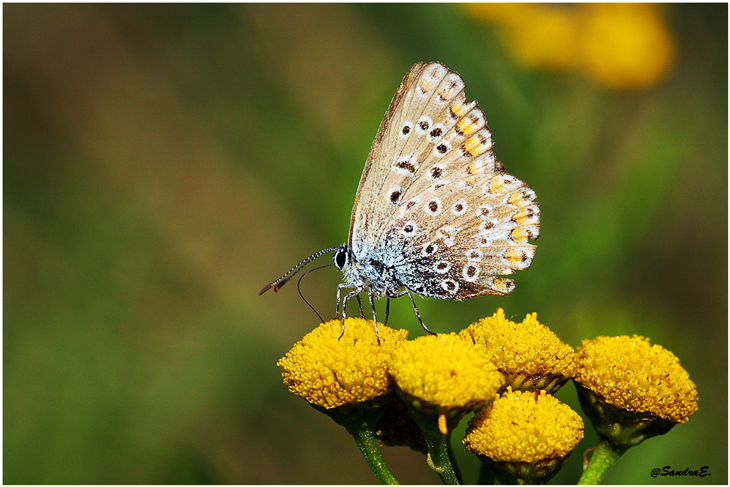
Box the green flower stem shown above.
[578,442,623,485]
[422,428,460,485]
[350,426,399,485]
[312,399,399,485]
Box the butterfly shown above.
[260,62,540,341]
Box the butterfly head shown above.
[333,244,366,291]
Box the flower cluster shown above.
[277,309,698,484]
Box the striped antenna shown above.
[259,247,341,295]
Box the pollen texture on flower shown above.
[277,318,408,409]
[463,388,584,463]
[388,333,503,410]
[575,335,698,423]
[460,308,576,393]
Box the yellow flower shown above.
[576,335,698,423]
[580,4,675,90]
[278,318,407,484]
[463,387,584,484]
[466,3,580,71]
[277,318,408,409]
[460,308,576,393]
[461,3,676,90]
[575,335,698,452]
[389,333,504,483]
[388,333,504,416]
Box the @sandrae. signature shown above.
[651,466,710,478]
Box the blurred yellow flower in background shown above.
[462,3,676,90]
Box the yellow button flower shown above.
[278,318,408,409]
[576,335,698,423]
[464,388,584,484]
[460,308,576,393]
[278,319,408,484]
[388,332,504,484]
[388,333,504,415]
[575,335,698,453]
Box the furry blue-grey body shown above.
[336,230,412,301]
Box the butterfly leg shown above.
[356,294,365,318]
[407,291,435,334]
[384,298,390,327]
[335,283,349,319]
[367,292,381,344]
[339,287,363,339]
[390,289,435,335]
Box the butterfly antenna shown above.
[296,263,334,324]
[259,247,340,295]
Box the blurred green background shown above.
[4,3,726,484]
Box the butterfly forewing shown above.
[348,63,428,253]
[349,62,539,299]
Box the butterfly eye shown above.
[479,220,496,232]
[466,249,483,261]
[434,141,451,157]
[424,198,442,216]
[462,263,480,282]
[421,242,438,257]
[394,156,418,176]
[434,261,452,274]
[476,204,493,218]
[478,236,494,247]
[334,248,348,269]
[440,279,459,293]
[427,124,446,143]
